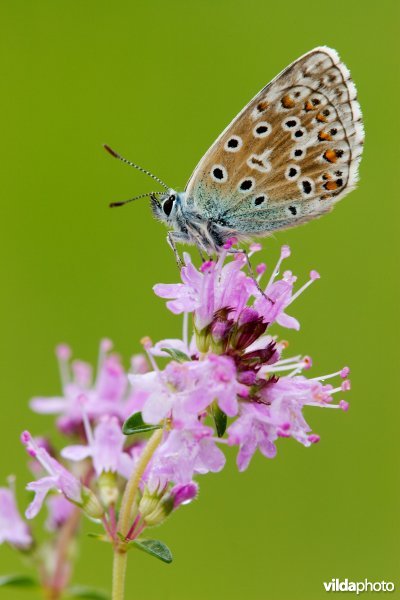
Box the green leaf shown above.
[0,574,38,588]
[211,403,227,437]
[131,538,173,563]
[160,347,190,363]
[122,412,161,435]
[67,585,110,599]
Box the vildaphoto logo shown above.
[323,579,395,594]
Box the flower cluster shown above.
[0,242,350,598]
[147,243,349,471]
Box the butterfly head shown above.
[150,190,181,223]
[151,190,231,253]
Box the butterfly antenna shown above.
[109,191,165,208]
[104,144,170,191]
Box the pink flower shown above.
[61,415,134,478]
[154,245,319,334]
[228,403,278,471]
[184,354,247,417]
[0,484,32,549]
[129,354,247,425]
[150,423,226,484]
[21,239,350,557]
[30,340,148,434]
[22,431,84,519]
[228,370,350,470]
[154,251,254,330]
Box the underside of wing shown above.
[184,47,364,236]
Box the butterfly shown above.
[105,46,364,258]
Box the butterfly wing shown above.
[184,46,364,237]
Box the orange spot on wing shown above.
[316,112,328,123]
[257,101,269,112]
[324,181,338,191]
[318,131,332,142]
[323,149,338,163]
[281,95,295,109]
[304,100,314,112]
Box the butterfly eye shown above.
[163,195,175,216]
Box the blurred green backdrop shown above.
[0,1,398,598]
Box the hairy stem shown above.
[111,428,163,600]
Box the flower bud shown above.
[97,471,119,507]
[138,484,171,527]
[143,499,174,527]
[170,482,198,508]
[195,327,211,353]
[81,486,104,519]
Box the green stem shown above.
[112,428,163,600]
[112,550,127,600]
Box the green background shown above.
[0,1,398,598]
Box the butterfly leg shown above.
[167,231,189,269]
[197,247,207,263]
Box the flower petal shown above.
[25,477,56,519]
[61,445,92,461]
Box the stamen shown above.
[265,355,311,375]
[307,401,347,410]
[249,242,262,256]
[273,354,302,365]
[340,367,350,378]
[55,344,71,390]
[328,380,351,395]
[265,245,291,291]
[78,395,94,445]
[256,263,266,281]
[21,432,55,475]
[141,337,160,372]
[287,270,320,306]
[95,338,113,387]
[311,367,350,382]
[264,362,303,373]
[287,367,303,377]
